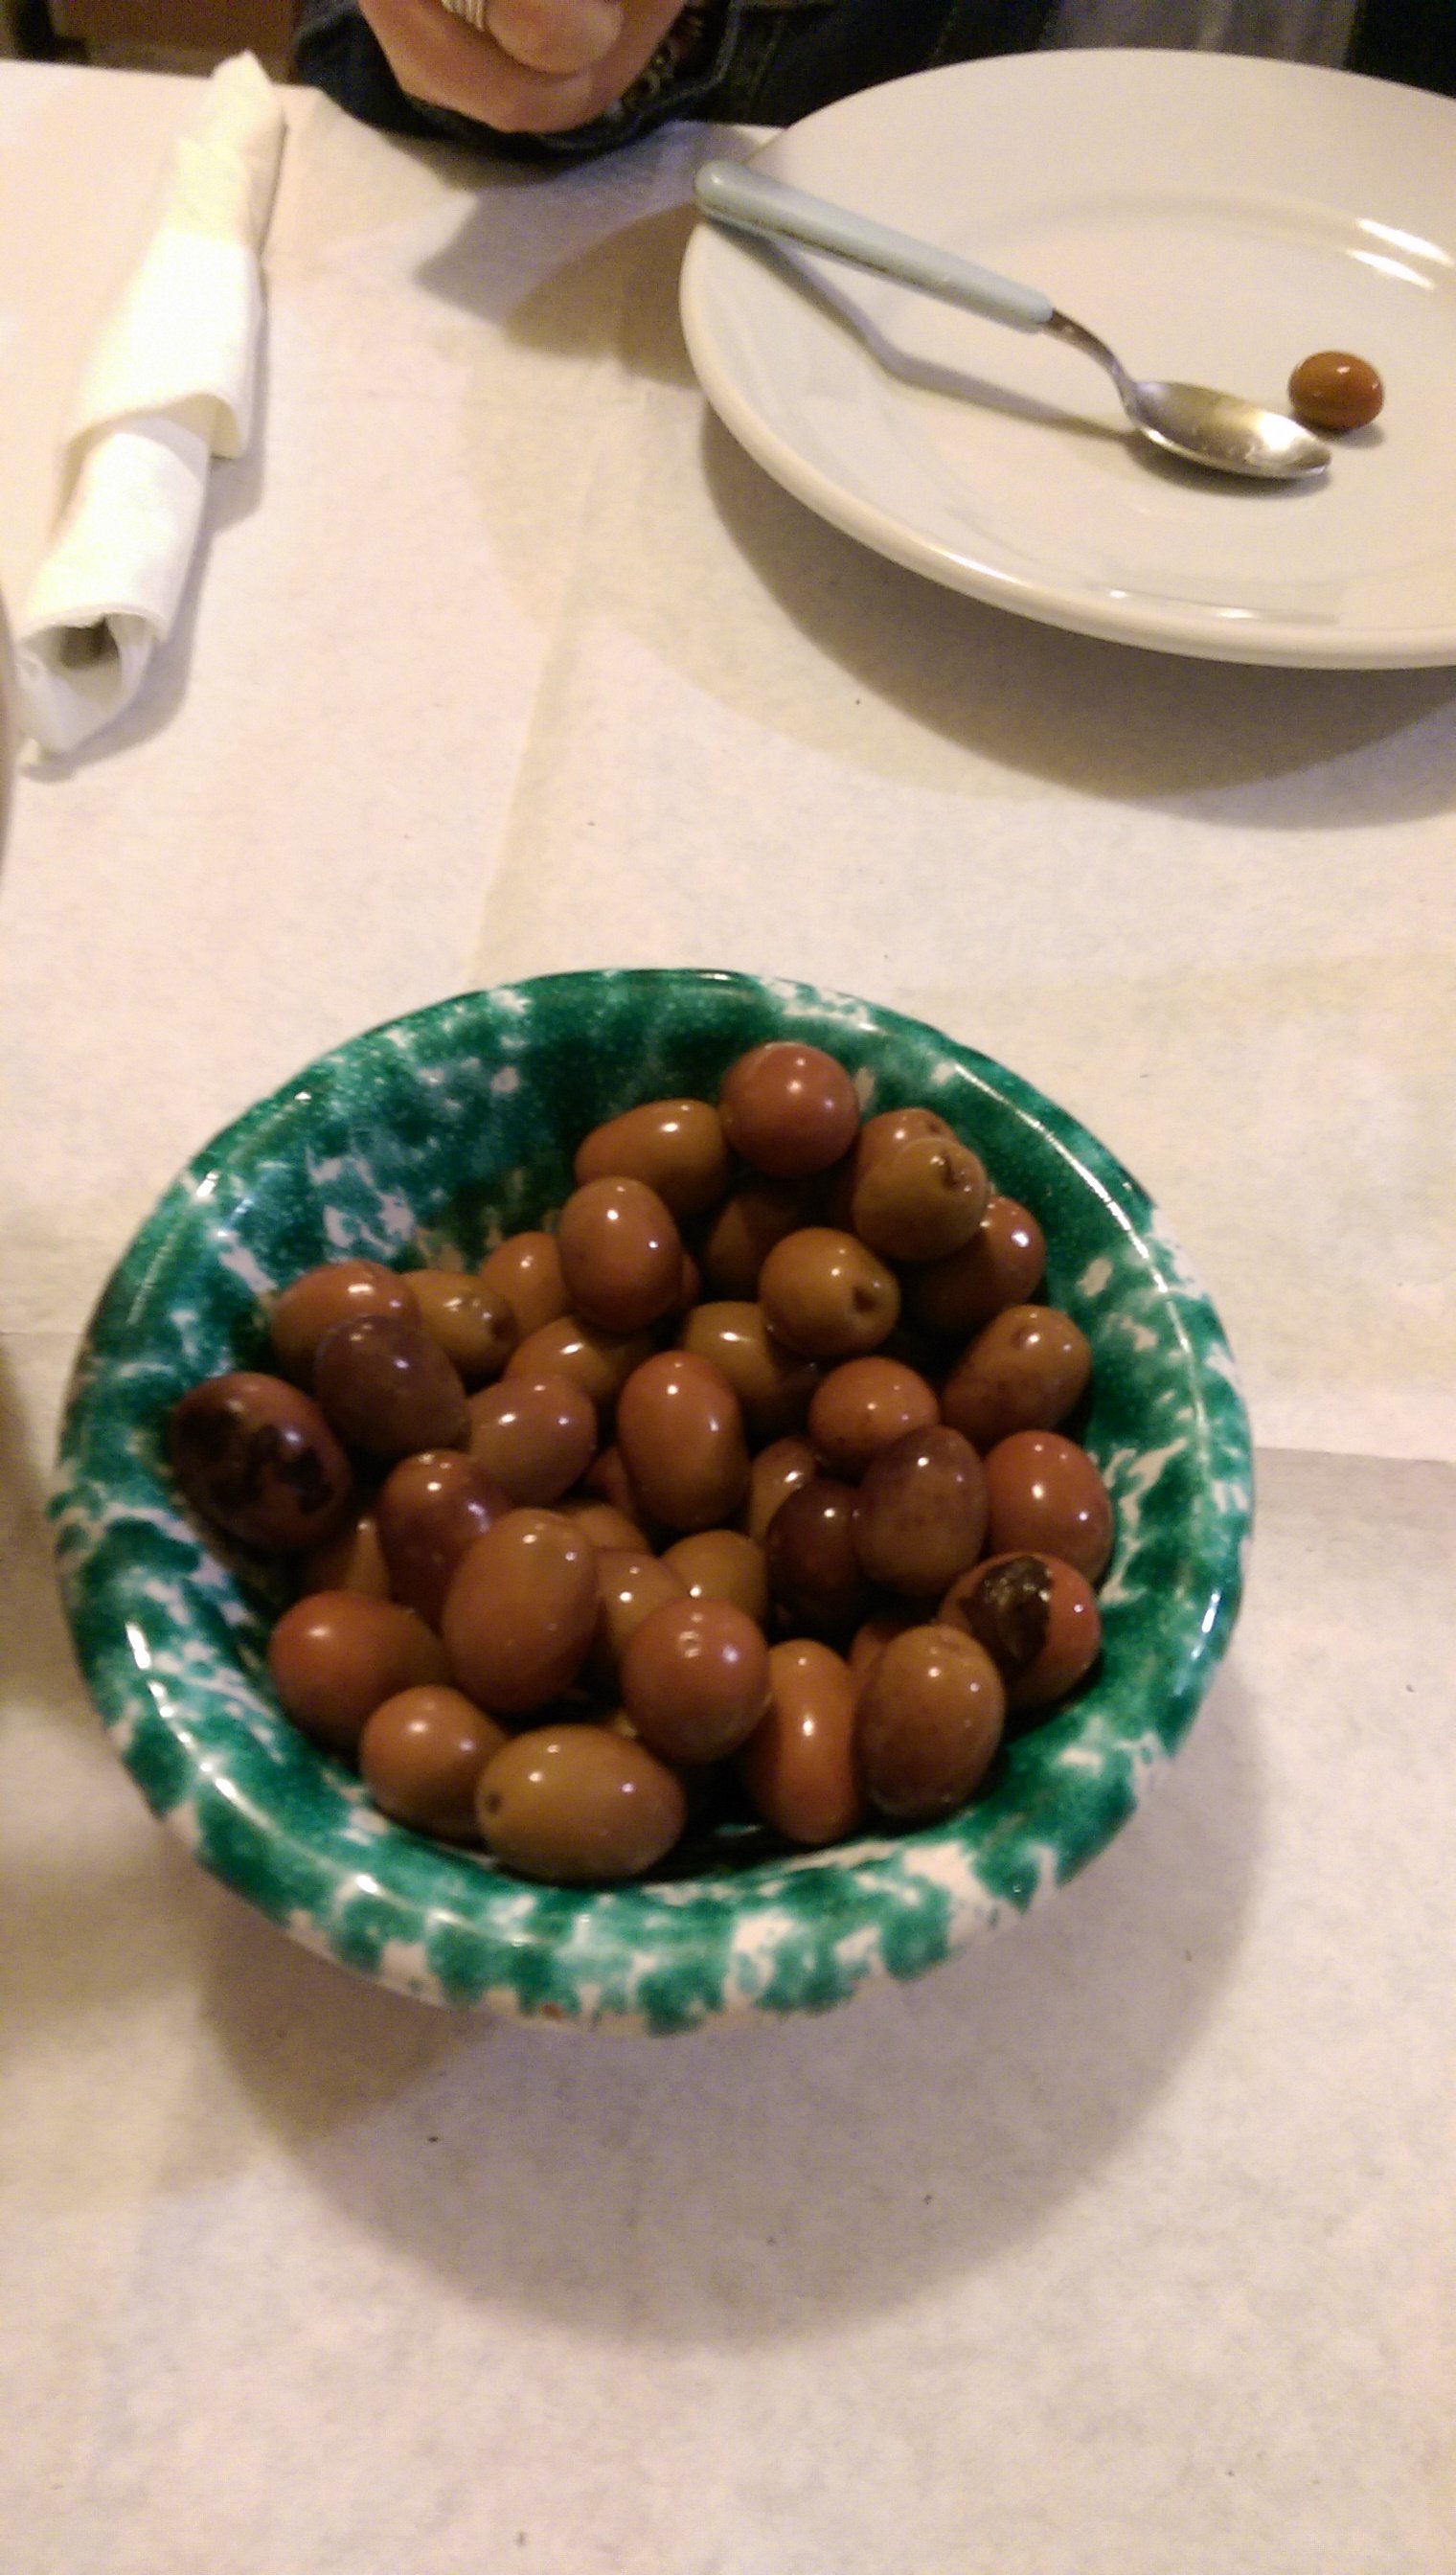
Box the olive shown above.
[846,1604,925,1686]
[763,1476,870,1638]
[719,1040,860,1178]
[1287,350,1383,433]
[941,1304,1092,1452]
[808,1356,940,1479]
[556,1176,683,1334]
[851,1133,989,1264]
[573,1096,731,1218]
[466,1372,597,1505]
[982,1431,1114,1583]
[621,1596,770,1763]
[588,1547,687,1692]
[906,1196,1046,1340]
[313,1315,468,1457]
[855,1625,1005,1822]
[939,1551,1102,1712]
[679,1299,820,1439]
[268,1592,449,1755]
[301,1506,391,1601]
[477,1726,687,1884]
[359,1686,508,1840]
[556,1497,648,1552]
[406,1269,516,1384]
[615,1350,749,1533]
[505,1316,654,1413]
[478,1231,570,1338]
[848,1105,957,1189]
[758,1227,900,1361]
[743,1435,819,1545]
[169,1371,353,1554]
[268,1260,420,1384]
[442,1509,598,1716]
[740,1638,864,1846]
[662,1528,770,1625]
[583,1443,652,1526]
[853,1425,988,1598]
[698,1179,820,1298]
[375,1448,511,1626]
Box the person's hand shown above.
[358,0,692,135]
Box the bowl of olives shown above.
[54,969,1251,2031]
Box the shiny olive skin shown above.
[906,1196,1046,1340]
[847,1604,925,1686]
[662,1528,770,1625]
[851,1133,990,1265]
[1288,350,1383,432]
[982,1431,1115,1583]
[763,1476,870,1638]
[941,1303,1092,1452]
[556,1175,683,1334]
[615,1350,749,1534]
[855,1624,1006,1822]
[301,1506,391,1601]
[743,1435,819,1544]
[359,1686,509,1840]
[505,1316,654,1413]
[267,1591,449,1754]
[269,1260,421,1385]
[313,1315,469,1458]
[477,1725,687,1884]
[939,1551,1102,1713]
[854,1425,988,1599]
[719,1040,861,1178]
[740,1639,864,1846]
[442,1509,598,1716]
[621,1596,770,1764]
[679,1300,820,1439]
[808,1356,940,1479]
[375,1448,511,1626]
[758,1227,900,1362]
[556,1498,648,1552]
[466,1372,597,1505]
[478,1231,571,1338]
[588,1547,687,1692]
[573,1096,731,1218]
[698,1179,819,1298]
[169,1371,353,1554]
[584,1443,651,1527]
[406,1269,517,1385]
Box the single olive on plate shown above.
[1287,350,1383,432]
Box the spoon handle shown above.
[694,160,1053,334]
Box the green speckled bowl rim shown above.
[53,970,1252,2033]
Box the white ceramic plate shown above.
[680,50,1456,667]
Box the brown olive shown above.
[763,1476,871,1638]
[573,1097,731,1218]
[853,1424,988,1598]
[851,1133,990,1264]
[268,1591,449,1754]
[478,1231,570,1338]
[856,1624,1005,1821]
[982,1431,1114,1583]
[907,1196,1046,1340]
[679,1300,820,1439]
[743,1435,819,1544]
[442,1509,598,1716]
[1288,350,1383,433]
[375,1448,511,1626]
[313,1315,468,1457]
[758,1227,900,1361]
[588,1547,687,1692]
[662,1528,770,1626]
[850,1105,957,1187]
[616,1350,749,1533]
[268,1259,420,1384]
[621,1596,770,1763]
[719,1040,861,1178]
[740,1639,864,1846]
[847,1604,925,1686]
[584,1443,652,1526]
[556,1497,648,1552]
[301,1506,391,1601]
[359,1685,508,1839]
[941,1303,1092,1452]
[406,1269,517,1385]
[556,1175,683,1334]
[505,1315,654,1413]
[477,1726,687,1884]
[466,1372,597,1505]
[939,1551,1102,1712]
[672,1248,704,1318]
[169,1371,353,1554]
[808,1356,940,1479]
[698,1179,820,1298]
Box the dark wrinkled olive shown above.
[505,1315,654,1413]
[719,1040,860,1178]
[763,1476,870,1638]
[758,1227,900,1361]
[442,1509,598,1717]
[588,1547,687,1692]
[268,1259,420,1384]
[662,1528,769,1625]
[616,1350,749,1533]
[406,1269,516,1385]
[313,1315,468,1458]
[466,1372,597,1505]
[1288,350,1383,432]
[478,1231,570,1338]
[573,1097,731,1218]
[477,1726,687,1884]
[982,1431,1115,1583]
[851,1133,990,1264]
[268,1592,449,1754]
[698,1180,819,1298]
[907,1196,1046,1340]
[679,1300,820,1439]
[375,1449,511,1626]
[854,1425,988,1598]
[740,1639,864,1846]
[939,1551,1102,1712]
[743,1435,819,1544]
[855,1624,1005,1821]
[621,1597,770,1763]
[941,1303,1092,1452]
[169,1371,353,1554]
[557,1176,683,1334]
[301,1506,391,1601]
[808,1356,940,1479]
[359,1686,509,1839]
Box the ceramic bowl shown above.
[54,970,1251,2031]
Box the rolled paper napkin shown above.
[16,54,285,756]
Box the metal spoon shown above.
[694,160,1329,486]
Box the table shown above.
[2,59,1453,2575]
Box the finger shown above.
[485,0,626,77]
[359,0,596,130]
[553,0,694,120]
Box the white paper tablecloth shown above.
[1,61,1452,2575]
